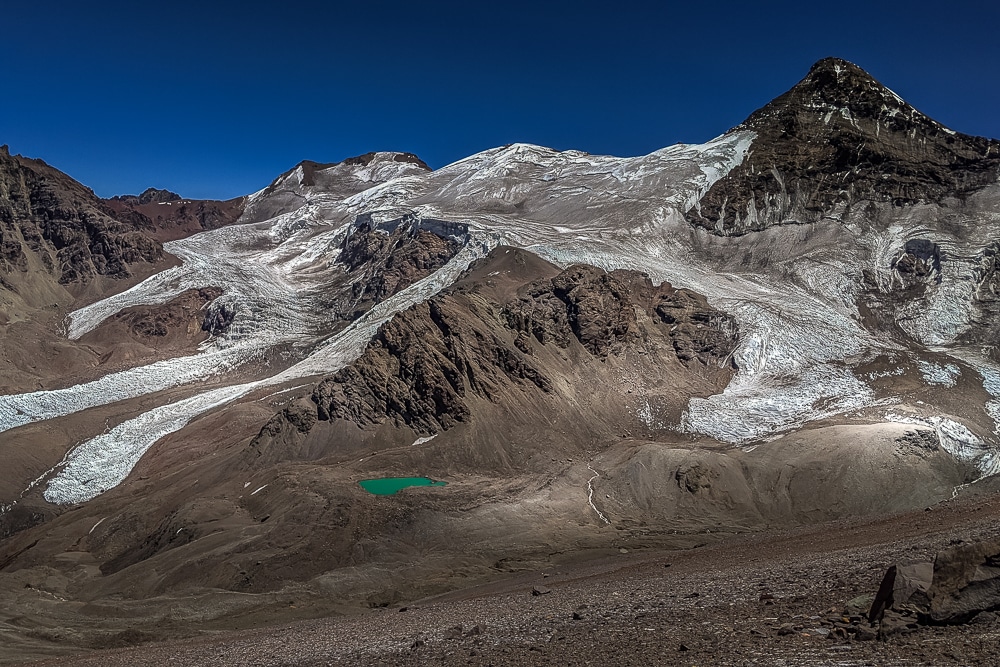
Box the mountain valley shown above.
[2,57,1000,664]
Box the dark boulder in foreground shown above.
[869,539,1000,632]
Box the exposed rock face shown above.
[101,191,245,242]
[312,297,553,435]
[926,540,1000,624]
[111,188,183,205]
[504,264,737,366]
[964,241,1000,353]
[306,252,736,438]
[0,146,162,286]
[115,287,222,339]
[330,215,464,320]
[201,299,238,336]
[892,238,943,288]
[340,151,428,169]
[688,58,1000,235]
[503,265,638,356]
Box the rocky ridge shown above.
[327,214,465,321]
[0,146,162,288]
[241,152,431,224]
[100,190,245,243]
[250,246,738,469]
[110,188,182,205]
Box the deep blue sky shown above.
[2,0,997,200]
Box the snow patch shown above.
[917,361,961,387]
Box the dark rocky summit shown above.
[688,57,1000,235]
[111,188,183,205]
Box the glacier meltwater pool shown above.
[358,477,448,495]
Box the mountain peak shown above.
[688,59,1000,236]
[138,187,182,204]
[806,55,868,77]
[110,187,182,205]
[339,151,430,171]
[275,152,431,188]
[739,57,918,132]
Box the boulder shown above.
[927,539,1000,624]
[869,539,1000,628]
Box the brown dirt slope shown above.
[12,479,1000,667]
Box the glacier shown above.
[0,133,995,504]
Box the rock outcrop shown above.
[201,299,238,336]
[311,296,553,434]
[112,287,222,339]
[504,264,737,366]
[329,215,464,320]
[111,188,183,205]
[260,249,738,452]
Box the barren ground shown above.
[13,482,1000,667]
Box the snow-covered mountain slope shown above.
[241,151,430,224]
[3,59,1000,508]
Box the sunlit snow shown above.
[0,136,995,504]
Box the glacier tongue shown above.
[43,237,496,504]
[1,207,346,436]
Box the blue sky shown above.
[2,0,997,199]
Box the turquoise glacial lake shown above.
[358,477,447,496]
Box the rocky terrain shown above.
[0,146,162,290]
[11,488,1000,666]
[0,144,251,397]
[1,58,1000,665]
[0,146,161,305]
[102,187,245,243]
[687,57,1000,235]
